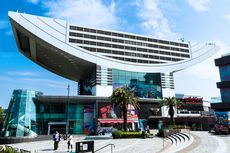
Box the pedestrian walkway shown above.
[7,131,230,153]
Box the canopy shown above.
[98,119,135,123]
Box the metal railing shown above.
[95,144,115,153]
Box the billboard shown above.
[83,105,95,134]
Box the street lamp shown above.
[66,84,70,134]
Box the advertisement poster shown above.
[215,111,230,124]
[127,104,138,119]
[99,104,118,119]
[83,105,95,134]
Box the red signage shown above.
[183,97,203,105]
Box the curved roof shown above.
[8,11,219,81]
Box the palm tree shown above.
[160,97,183,126]
[110,86,139,132]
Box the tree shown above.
[110,86,139,132]
[0,106,4,130]
[160,97,183,126]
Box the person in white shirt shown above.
[67,134,73,152]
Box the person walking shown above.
[54,131,61,150]
[67,134,73,152]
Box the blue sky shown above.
[1,0,230,108]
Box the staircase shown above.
[163,132,193,153]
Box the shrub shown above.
[167,125,190,129]
[0,145,4,153]
[112,130,142,139]
[4,147,14,153]
[122,132,142,138]
[141,131,148,139]
[112,130,123,139]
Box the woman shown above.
[67,134,73,152]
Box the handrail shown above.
[95,144,115,153]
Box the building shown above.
[211,97,222,103]
[3,90,41,137]
[175,94,211,117]
[147,94,214,130]
[211,54,230,123]
[4,11,219,136]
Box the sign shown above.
[76,141,94,153]
[183,97,203,105]
[83,144,88,151]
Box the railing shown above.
[95,144,115,153]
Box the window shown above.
[137,36,147,41]
[84,34,96,39]
[104,31,111,35]
[69,38,76,43]
[69,32,77,36]
[159,40,169,44]
[148,38,158,42]
[97,42,104,46]
[75,40,82,43]
[105,37,111,41]
[180,43,189,47]
[124,35,135,39]
[180,49,189,53]
[104,43,111,47]
[69,26,77,30]
[97,30,105,35]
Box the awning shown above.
[98,119,135,123]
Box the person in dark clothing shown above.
[67,134,73,152]
[53,131,61,150]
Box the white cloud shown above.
[6,71,38,77]
[175,41,229,100]
[186,41,228,81]
[187,0,211,12]
[18,78,67,88]
[27,0,39,4]
[224,13,230,20]
[43,0,117,29]
[0,20,8,29]
[135,0,180,40]
[5,31,13,36]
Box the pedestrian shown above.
[67,134,73,152]
[54,131,61,150]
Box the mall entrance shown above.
[48,122,68,135]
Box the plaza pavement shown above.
[8,131,230,153]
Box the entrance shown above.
[48,122,68,135]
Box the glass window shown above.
[219,65,230,81]
[221,88,230,102]
[112,69,162,99]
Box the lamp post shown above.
[66,84,70,134]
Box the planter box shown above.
[158,129,181,137]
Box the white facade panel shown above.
[162,89,175,98]
[92,85,113,97]
[8,11,220,74]
[39,16,66,35]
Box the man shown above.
[67,134,73,152]
[54,131,61,150]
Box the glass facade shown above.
[219,65,230,103]
[112,69,162,99]
[211,97,222,103]
[219,65,230,81]
[36,103,66,135]
[36,103,95,135]
[220,88,230,103]
[3,90,42,137]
